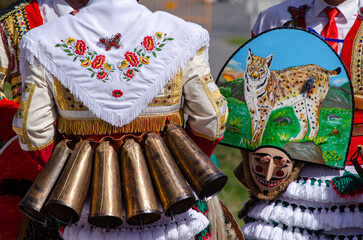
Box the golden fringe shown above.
[57,111,184,135]
[355,95,363,110]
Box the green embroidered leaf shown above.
[146,56,150,59]
[134,48,137,52]
[67,53,73,56]
[80,59,85,63]
[55,44,61,47]
[156,48,161,51]
[166,38,174,41]
[64,49,71,53]
[152,52,157,57]
[138,64,142,68]
[91,72,95,78]
[88,52,93,55]
[62,44,68,48]
[87,68,93,72]
[134,69,139,72]
[159,44,165,47]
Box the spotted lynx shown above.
[245,49,340,145]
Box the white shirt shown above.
[38,0,75,24]
[252,0,361,55]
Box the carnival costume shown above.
[12,0,233,239]
[0,1,75,239]
[233,0,363,239]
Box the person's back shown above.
[13,0,233,239]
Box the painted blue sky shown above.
[228,28,350,87]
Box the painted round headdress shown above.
[217,27,354,200]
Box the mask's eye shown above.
[273,156,291,169]
[259,68,265,73]
[255,165,263,173]
[249,66,254,72]
[276,170,285,177]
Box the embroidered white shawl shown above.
[19,0,209,127]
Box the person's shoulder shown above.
[0,0,30,20]
[252,0,312,36]
[260,0,311,18]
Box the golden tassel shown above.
[57,110,183,135]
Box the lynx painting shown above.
[217,28,353,168]
[245,48,340,145]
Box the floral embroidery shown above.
[55,32,173,83]
[126,69,134,78]
[75,40,87,55]
[143,36,155,51]
[112,89,123,98]
[91,55,106,69]
[118,33,173,81]
[124,51,139,67]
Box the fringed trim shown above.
[247,199,363,231]
[243,219,363,240]
[283,176,363,203]
[19,24,209,128]
[355,95,363,110]
[62,209,209,240]
[57,110,183,135]
[243,219,319,240]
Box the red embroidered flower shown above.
[75,40,87,55]
[97,71,107,79]
[112,89,123,98]
[143,36,155,51]
[91,55,106,69]
[126,69,134,78]
[124,51,139,67]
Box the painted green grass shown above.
[222,97,352,167]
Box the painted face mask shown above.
[249,147,293,195]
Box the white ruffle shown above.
[247,200,363,231]
[61,208,208,240]
[242,221,363,240]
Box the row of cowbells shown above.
[18,124,227,229]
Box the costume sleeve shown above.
[12,58,56,165]
[182,48,228,156]
[0,26,19,142]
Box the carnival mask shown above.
[248,147,293,194]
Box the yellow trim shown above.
[53,77,68,110]
[21,83,54,150]
[172,70,183,104]
[197,47,204,55]
[12,126,23,136]
[197,73,225,140]
[355,95,363,110]
[53,77,89,111]
[58,110,184,135]
[148,70,183,106]
[351,23,363,109]
[0,66,7,74]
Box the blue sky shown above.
[227,28,350,87]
